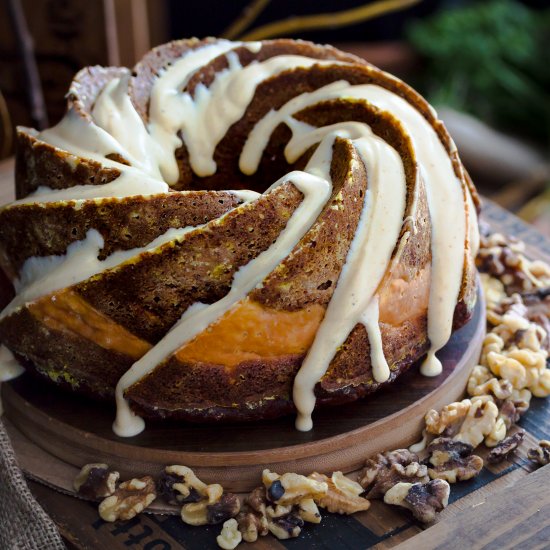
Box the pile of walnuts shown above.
[72,230,550,548]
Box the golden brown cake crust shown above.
[0,192,241,276]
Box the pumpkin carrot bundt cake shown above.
[0,38,480,435]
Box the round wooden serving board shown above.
[3,293,485,492]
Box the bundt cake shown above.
[0,38,480,435]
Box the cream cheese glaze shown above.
[0,345,24,415]
[1,39,478,434]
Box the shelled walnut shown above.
[296,497,322,523]
[309,472,370,514]
[383,479,450,523]
[486,431,525,464]
[158,466,240,527]
[477,232,550,293]
[236,510,268,543]
[157,465,205,505]
[426,438,483,482]
[359,449,428,498]
[262,469,328,505]
[73,463,119,499]
[425,400,471,438]
[454,396,499,448]
[181,484,240,526]
[265,504,304,540]
[527,440,550,466]
[467,365,513,400]
[236,487,269,543]
[98,476,156,522]
[216,519,242,550]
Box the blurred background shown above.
[0,0,549,234]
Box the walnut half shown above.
[309,472,370,514]
[266,504,304,540]
[262,469,328,505]
[98,476,156,522]
[359,449,429,498]
[527,440,550,466]
[181,485,241,526]
[486,431,525,464]
[73,463,119,499]
[427,438,483,483]
[157,465,205,505]
[384,480,450,523]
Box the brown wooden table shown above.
[0,157,549,549]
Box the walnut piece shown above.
[486,431,525,464]
[266,505,304,540]
[309,472,370,514]
[157,465,205,505]
[454,396,499,448]
[467,365,513,400]
[240,471,329,541]
[216,519,242,550]
[476,232,550,293]
[383,480,450,523]
[296,497,322,523]
[527,440,550,466]
[236,510,268,543]
[262,469,327,505]
[482,312,550,398]
[98,476,156,522]
[207,493,242,525]
[359,449,429,498]
[73,463,119,499]
[427,438,483,483]
[245,486,267,515]
[181,484,241,526]
[236,487,269,543]
[425,400,471,437]
[497,399,521,429]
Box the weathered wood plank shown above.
[395,464,550,550]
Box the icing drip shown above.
[20,109,171,206]
[92,73,165,180]
[0,346,25,415]
[362,297,390,384]
[1,40,479,434]
[0,346,24,382]
[409,429,429,453]
[291,128,406,431]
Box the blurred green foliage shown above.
[407,0,550,147]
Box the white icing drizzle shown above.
[361,297,390,384]
[0,39,479,435]
[2,226,198,321]
[0,345,25,415]
[291,129,406,431]
[92,73,165,180]
[409,429,430,453]
[149,53,346,178]
[0,346,24,382]
[15,108,171,206]
[241,80,470,387]
[2,188,257,317]
[148,40,242,183]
